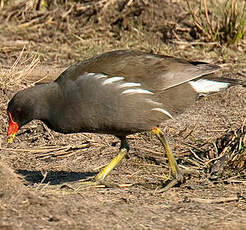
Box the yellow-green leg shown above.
[152,127,183,182]
[76,137,129,187]
[95,147,128,181]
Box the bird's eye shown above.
[16,107,22,114]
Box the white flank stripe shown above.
[87,73,96,76]
[118,82,141,88]
[145,98,163,107]
[189,79,230,93]
[85,73,107,79]
[94,74,107,79]
[152,108,173,119]
[102,77,124,85]
[121,88,154,95]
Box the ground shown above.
[0,1,246,229]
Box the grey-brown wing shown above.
[56,50,220,92]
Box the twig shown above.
[172,40,217,46]
[186,196,239,204]
[135,146,163,156]
[185,0,211,40]
[1,143,90,158]
[189,149,205,165]
[35,171,49,190]
[203,0,213,34]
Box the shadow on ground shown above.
[16,169,96,185]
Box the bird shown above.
[7,49,241,186]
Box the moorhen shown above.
[7,50,237,185]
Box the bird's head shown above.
[7,90,35,144]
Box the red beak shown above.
[7,112,18,143]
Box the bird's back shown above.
[56,50,219,91]
[53,50,222,135]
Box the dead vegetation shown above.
[0,48,40,91]
[0,0,191,65]
[180,122,246,183]
[186,0,246,45]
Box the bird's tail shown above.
[189,73,246,95]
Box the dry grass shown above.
[186,0,246,45]
[0,47,39,90]
[0,0,187,65]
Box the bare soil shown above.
[0,1,246,229]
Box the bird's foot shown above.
[59,179,107,191]
[172,166,184,183]
[58,147,129,191]
[159,172,184,192]
[60,179,133,191]
[158,166,201,192]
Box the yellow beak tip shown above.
[7,133,16,144]
[7,137,13,144]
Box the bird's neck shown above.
[28,83,62,121]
